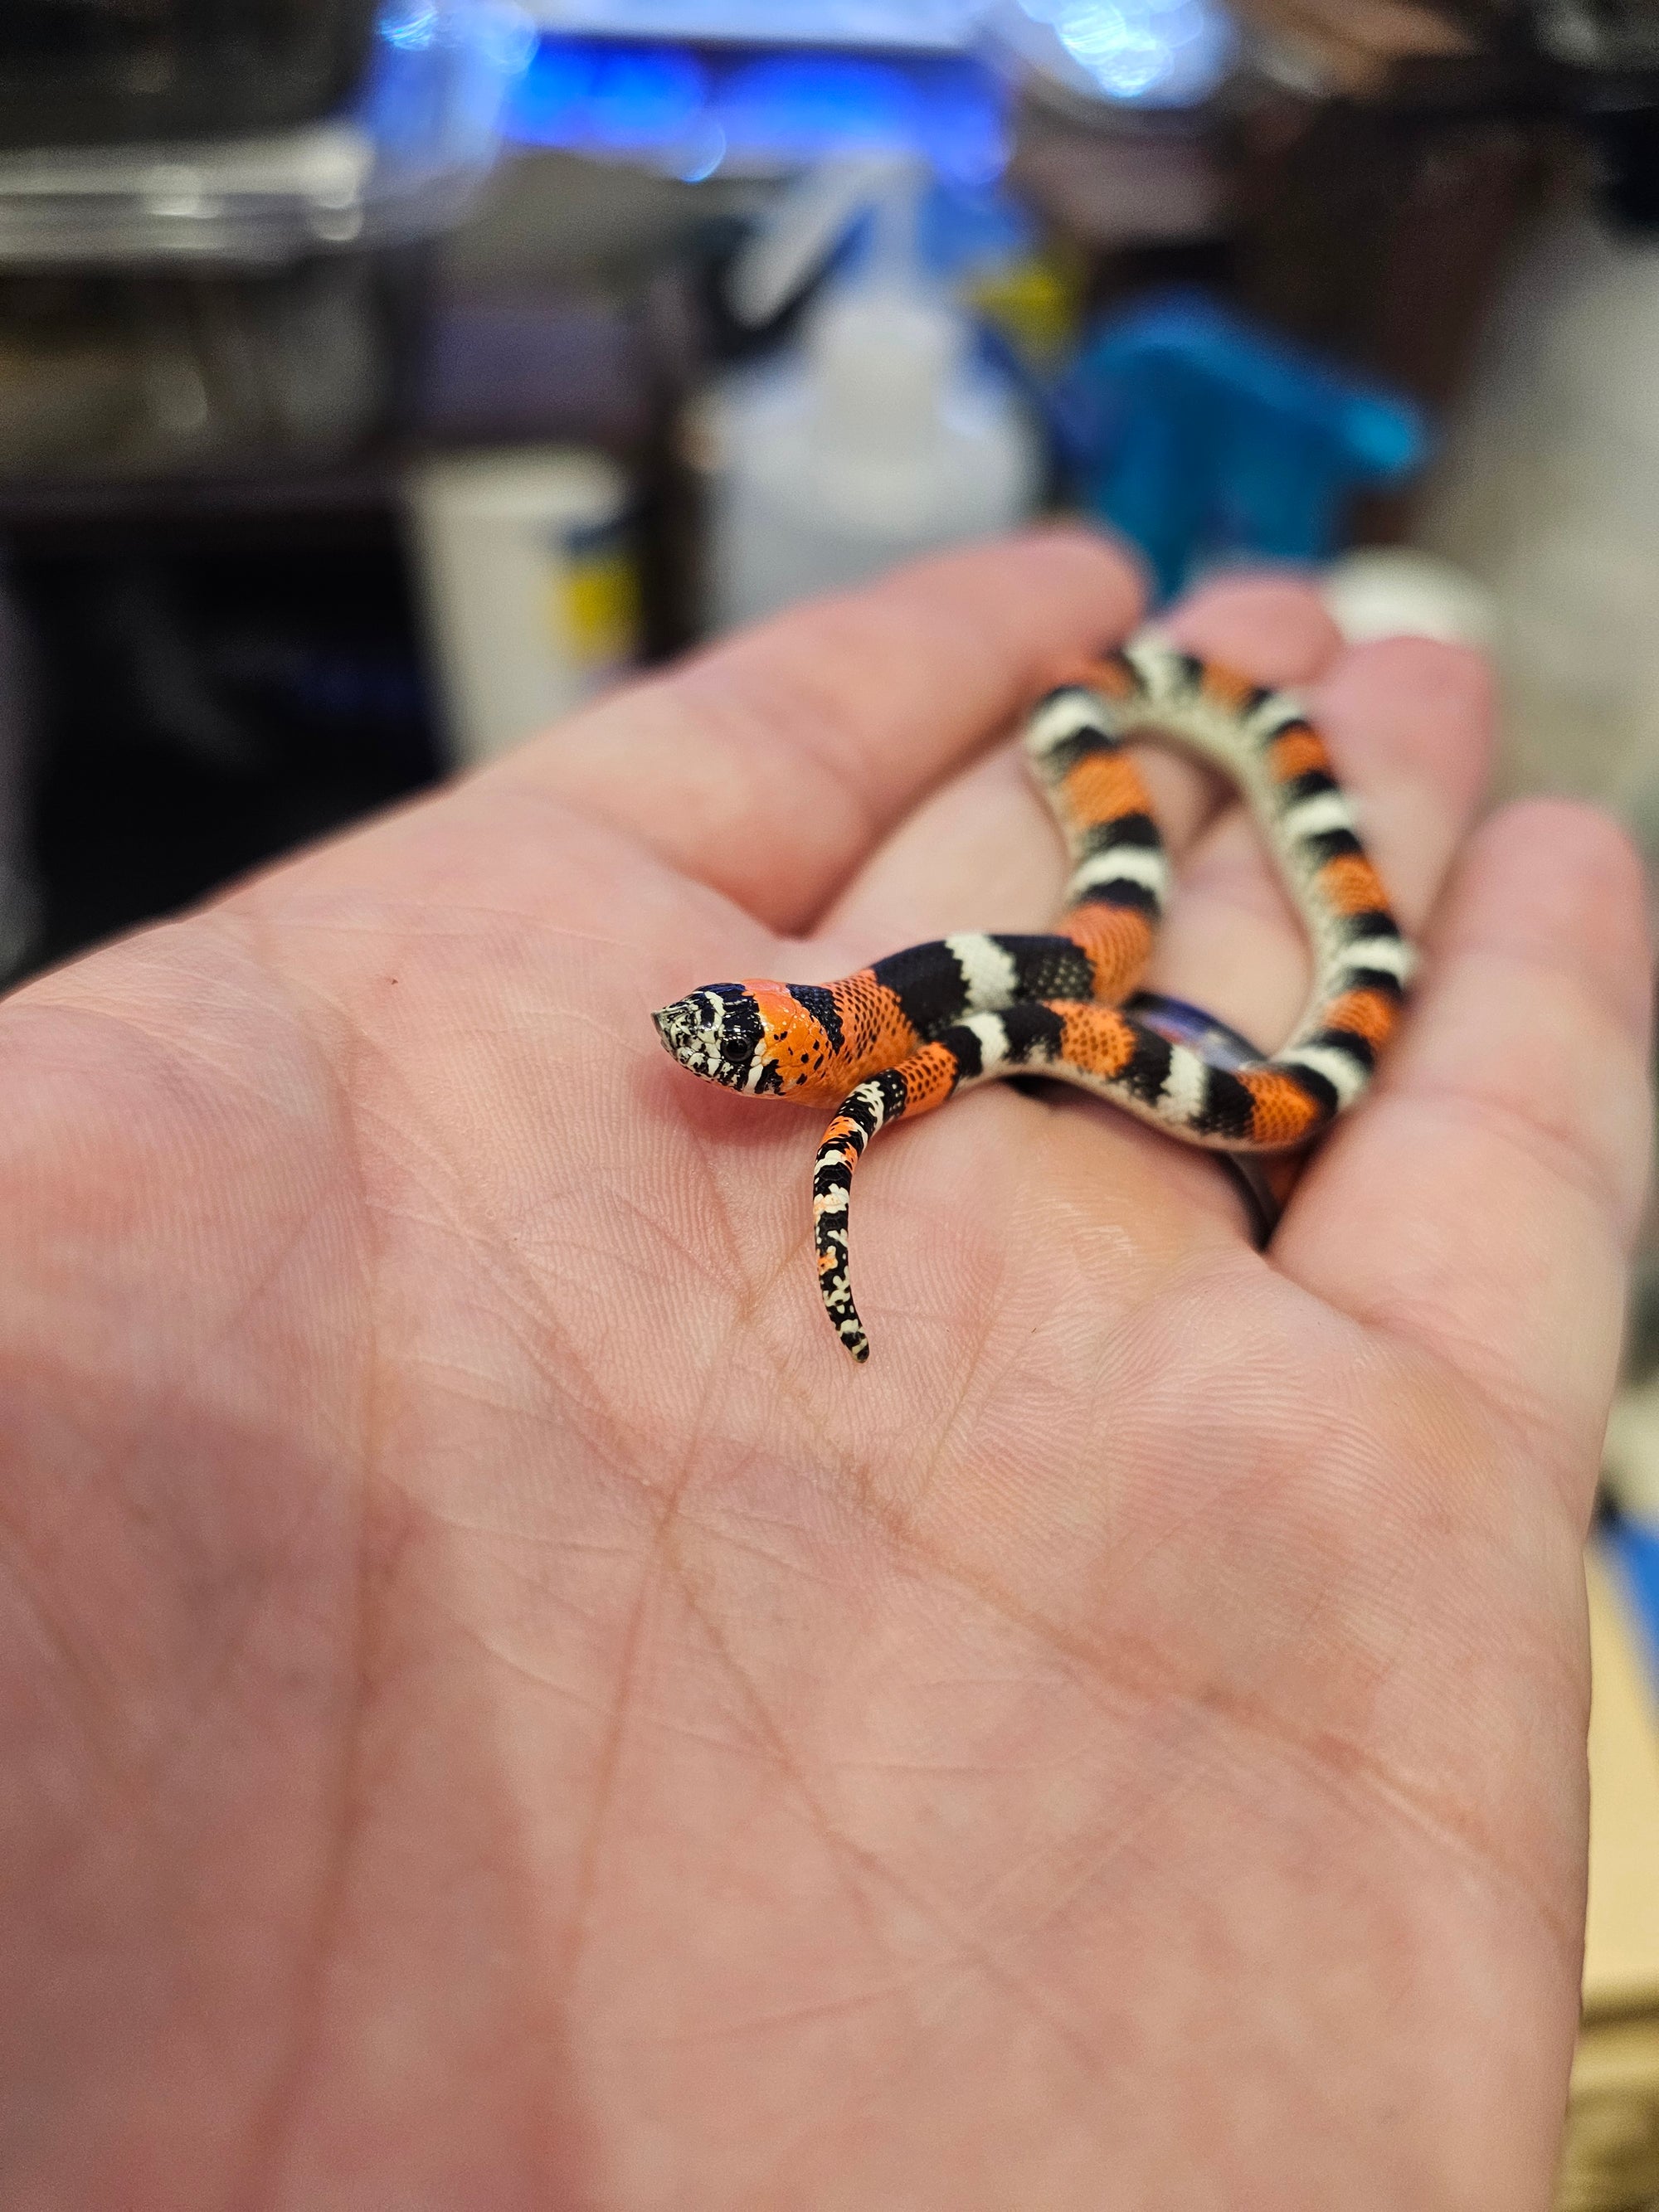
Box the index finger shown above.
[486,527,1143,935]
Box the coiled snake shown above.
[653,632,1413,1362]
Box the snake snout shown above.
[653,998,697,1059]
[652,995,716,1079]
[652,986,760,1090]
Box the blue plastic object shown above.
[1060,293,1429,602]
[1608,1510,1659,1700]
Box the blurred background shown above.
[3,0,1659,2198]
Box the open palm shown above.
[2,532,1649,2210]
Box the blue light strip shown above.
[520,2,981,52]
[506,36,1011,183]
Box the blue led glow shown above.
[718,56,918,158]
[380,0,440,49]
[510,41,704,147]
[508,39,1009,182]
[588,47,706,146]
[1022,0,1236,105]
[679,123,728,181]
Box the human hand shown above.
[1,532,1648,2210]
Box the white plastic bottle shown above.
[700,162,1042,632]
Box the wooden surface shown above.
[1559,1544,1659,2210]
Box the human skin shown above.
[0,532,1649,2210]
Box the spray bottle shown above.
[698,158,1042,633]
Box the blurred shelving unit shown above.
[0,0,536,975]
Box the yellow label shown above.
[966,250,1085,367]
[547,537,639,670]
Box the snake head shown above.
[653,984,771,1093]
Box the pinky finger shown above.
[1274,799,1653,1507]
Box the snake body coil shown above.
[653,633,1413,1362]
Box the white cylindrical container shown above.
[404,446,638,766]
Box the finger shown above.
[1146,635,1495,1045]
[1164,569,1350,685]
[487,527,1142,935]
[1278,800,1653,1501]
[825,574,1345,950]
